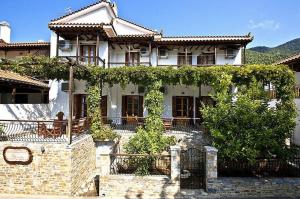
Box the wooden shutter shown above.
[122,96,127,117]
[195,97,200,119]
[73,95,81,119]
[172,96,177,117]
[138,96,144,117]
[101,96,107,117]
[188,96,194,118]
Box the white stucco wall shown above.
[0,104,51,120]
[69,7,112,24]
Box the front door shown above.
[73,94,87,119]
[172,96,194,125]
[122,95,144,124]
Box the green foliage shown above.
[87,84,119,141]
[125,81,175,175]
[202,79,297,162]
[246,50,287,64]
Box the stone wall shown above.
[100,175,180,198]
[0,135,95,196]
[70,135,96,195]
[207,177,300,196]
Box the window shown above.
[159,49,168,58]
[122,95,143,117]
[197,53,215,65]
[15,94,28,104]
[125,52,140,66]
[225,48,236,59]
[178,53,192,66]
[127,96,139,116]
[80,45,96,64]
[175,97,188,117]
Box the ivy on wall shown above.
[0,56,297,151]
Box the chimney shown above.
[0,21,11,43]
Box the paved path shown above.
[1,194,300,199]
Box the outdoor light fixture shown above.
[40,146,45,154]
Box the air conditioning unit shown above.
[225,48,236,59]
[59,40,72,51]
[159,49,168,59]
[140,47,149,57]
[61,82,74,92]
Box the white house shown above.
[46,0,253,125]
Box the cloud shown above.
[248,20,280,30]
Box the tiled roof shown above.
[49,22,108,29]
[50,0,116,22]
[0,70,49,88]
[0,42,50,48]
[157,35,253,43]
[275,53,300,65]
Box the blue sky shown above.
[1,0,299,47]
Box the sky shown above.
[0,0,300,48]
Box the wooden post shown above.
[56,32,60,57]
[11,88,16,104]
[108,42,111,68]
[96,34,100,66]
[214,46,217,65]
[128,44,131,66]
[185,47,188,65]
[243,44,247,65]
[156,47,159,66]
[148,42,152,66]
[67,65,74,145]
[76,34,79,63]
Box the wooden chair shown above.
[72,118,86,135]
[163,119,172,130]
[46,126,62,138]
[37,123,47,137]
[126,115,138,125]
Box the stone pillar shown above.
[95,141,116,176]
[204,146,218,193]
[170,145,181,182]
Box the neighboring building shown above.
[46,0,253,121]
[276,54,300,145]
[0,21,51,120]
[0,21,50,59]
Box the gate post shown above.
[204,146,218,193]
[170,145,181,182]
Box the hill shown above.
[246,38,300,64]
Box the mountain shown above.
[246,38,300,64]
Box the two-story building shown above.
[47,0,253,123]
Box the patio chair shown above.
[163,119,172,130]
[126,115,138,125]
[72,118,86,135]
[37,123,47,137]
[46,126,62,138]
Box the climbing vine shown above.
[0,56,297,157]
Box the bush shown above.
[202,80,297,162]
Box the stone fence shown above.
[204,146,300,197]
[99,146,181,198]
[0,135,95,196]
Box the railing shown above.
[218,158,300,177]
[108,62,151,67]
[110,153,171,175]
[57,56,105,66]
[102,117,203,134]
[0,118,89,142]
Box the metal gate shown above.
[180,147,205,189]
